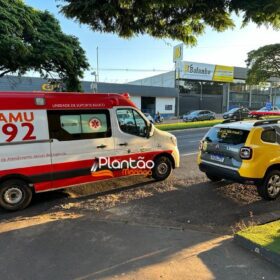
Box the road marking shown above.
[181,152,198,157]
[169,127,211,133]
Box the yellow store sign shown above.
[173,44,183,62]
[178,61,234,83]
[213,65,234,82]
[41,83,60,91]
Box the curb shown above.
[167,127,212,133]
[234,234,280,268]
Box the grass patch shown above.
[237,220,280,254]
[155,116,280,131]
[155,119,222,131]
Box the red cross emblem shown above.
[89,118,101,130]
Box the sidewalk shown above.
[0,216,279,280]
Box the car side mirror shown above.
[146,123,154,138]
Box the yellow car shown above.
[198,118,280,200]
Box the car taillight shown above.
[199,141,203,150]
[240,147,252,159]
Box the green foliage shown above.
[246,44,280,85]
[0,0,89,91]
[58,0,280,45]
[155,120,222,131]
[237,220,280,254]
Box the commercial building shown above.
[0,75,178,118]
[130,61,280,114]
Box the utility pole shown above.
[174,62,180,118]
[96,46,99,82]
[199,82,203,109]
[226,84,230,111]
[173,44,183,118]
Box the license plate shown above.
[210,154,225,163]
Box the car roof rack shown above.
[253,118,280,126]
[222,119,242,124]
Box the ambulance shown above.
[0,92,179,211]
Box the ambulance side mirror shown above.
[147,123,154,138]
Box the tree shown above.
[58,0,280,45]
[0,0,89,91]
[246,44,280,84]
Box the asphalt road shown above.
[1,155,280,279]
[172,127,210,155]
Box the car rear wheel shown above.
[257,170,280,200]
[0,179,33,211]
[206,173,222,182]
[152,156,172,181]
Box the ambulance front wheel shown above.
[0,179,33,211]
[152,156,172,181]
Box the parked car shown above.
[223,107,250,120]
[250,106,280,119]
[257,106,280,112]
[198,118,280,201]
[181,110,195,119]
[183,110,215,122]
[144,113,155,123]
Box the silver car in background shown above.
[183,110,216,122]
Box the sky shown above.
[25,0,280,84]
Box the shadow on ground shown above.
[1,175,279,235]
[0,216,279,280]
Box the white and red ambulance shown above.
[0,92,179,210]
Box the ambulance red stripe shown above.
[0,150,173,192]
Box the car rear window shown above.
[204,127,250,145]
[261,129,276,143]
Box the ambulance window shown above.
[60,115,81,134]
[48,110,111,141]
[117,109,147,137]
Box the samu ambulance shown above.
[0,92,179,211]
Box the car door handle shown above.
[119,142,128,146]
[97,144,107,149]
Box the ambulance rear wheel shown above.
[0,179,33,211]
[152,156,172,181]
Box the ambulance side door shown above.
[47,109,114,189]
[113,107,154,155]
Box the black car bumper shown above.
[199,161,262,185]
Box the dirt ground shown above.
[2,154,279,235]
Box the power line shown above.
[92,68,173,72]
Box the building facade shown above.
[130,63,280,114]
[0,76,178,118]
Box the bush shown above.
[155,120,222,131]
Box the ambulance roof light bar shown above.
[35,97,46,106]
[121,92,130,99]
